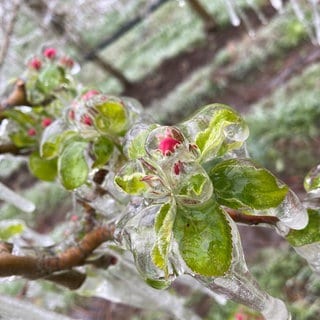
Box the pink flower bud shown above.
[43,47,57,59]
[60,56,74,68]
[82,114,93,126]
[68,109,75,120]
[173,161,183,175]
[82,90,100,100]
[158,136,181,155]
[27,128,37,136]
[29,57,42,70]
[41,117,52,128]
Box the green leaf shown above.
[145,278,171,290]
[179,173,207,197]
[180,104,248,162]
[37,65,64,94]
[126,124,157,160]
[9,131,35,148]
[152,202,176,274]
[3,109,36,128]
[209,159,288,210]
[304,165,320,192]
[29,151,57,181]
[92,136,114,168]
[115,172,147,195]
[95,100,128,135]
[173,201,232,276]
[58,141,89,190]
[286,209,320,246]
[0,222,24,241]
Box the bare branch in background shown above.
[0,0,22,69]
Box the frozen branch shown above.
[0,225,115,288]
[227,208,279,226]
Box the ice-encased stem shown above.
[193,214,291,320]
[0,182,35,213]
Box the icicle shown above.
[270,0,283,12]
[290,0,316,44]
[309,0,320,45]
[246,0,268,25]
[225,0,241,26]
[234,0,256,37]
[0,182,35,213]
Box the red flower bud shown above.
[82,90,100,100]
[43,47,57,59]
[60,56,74,68]
[29,57,42,70]
[158,136,181,155]
[173,161,183,175]
[41,117,52,128]
[27,128,37,136]
[82,114,93,126]
[69,109,75,120]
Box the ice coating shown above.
[269,0,283,11]
[0,182,35,213]
[116,203,185,289]
[275,189,308,230]
[194,213,291,320]
[294,242,320,276]
[309,0,320,45]
[225,0,241,26]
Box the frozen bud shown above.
[173,161,183,175]
[27,128,37,136]
[159,136,181,155]
[82,90,100,101]
[29,57,42,70]
[43,47,57,59]
[82,114,93,126]
[41,117,53,128]
[60,56,74,68]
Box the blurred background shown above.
[0,0,320,319]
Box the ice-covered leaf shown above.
[209,158,288,210]
[36,65,65,94]
[174,201,232,276]
[92,136,114,168]
[304,164,320,192]
[58,141,89,190]
[95,99,128,135]
[3,109,36,128]
[40,120,73,159]
[152,202,176,274]
[0,220,25,241]
[29,151,57,181]
[115,161,148,195]
[179,104,249,162]
[125,124,157,160]
[286,209,320,246]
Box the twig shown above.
[227,208,279,226]
[0,225,115,281]
[0,143,33,155]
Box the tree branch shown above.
[0,225,115,285]
[227,209,279,226]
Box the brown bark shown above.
[188,0,217,32]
